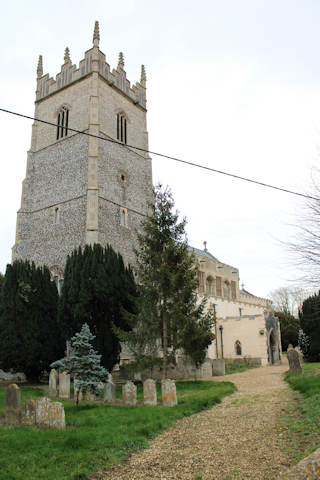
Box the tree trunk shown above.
[76,388,79,408]
[162,310,168,381]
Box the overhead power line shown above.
[0,107,318,201]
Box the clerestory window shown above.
[117,113,127,144]
[56,106,69,140]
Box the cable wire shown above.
[0,107,318,201]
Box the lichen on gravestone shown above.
[161,379,177,407]
[5,383,21,425]
[122,381,137,406]
[22,400,36,426]
[143,379,157,406]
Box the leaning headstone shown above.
[161,379,177,407]
[58,372,70,400]
[35,397,51,427]
[212,359,225,376]
[143,379,157,406]
[49,369,58,397]
[48,402,66,429]
[104,380,116,403]
[5,384,21,425]
[122,381,137,406]
[287,348,302,374]
[22,400,36,426]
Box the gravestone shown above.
[5,384,21,425]
[22,400,36,426]
[58,372,70,399]
[161,379,177,407]
[83,392,96,401]
[104,379,116,403]
[143,379,157,406]
[212,359,225,376]
[35,397,51,427]
[48,402,65,429]
[49,369,58,397]
[122,381,137,406]
[287,348,302,374]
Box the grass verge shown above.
[0,380,235,480]
[283,362,320,464]
[225,363,258,375]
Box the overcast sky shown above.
[1,0,320,298]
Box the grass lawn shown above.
[283,362,320,464]
[225,363,259,375]
[0,380,235,480]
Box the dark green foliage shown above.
[299,293,320,361]
[58,244,136,372]
[51,323,109,405]
[118,184,214,378]
[0,380,235,480]
[0,261,60,381]
[274,311,300,351]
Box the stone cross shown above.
[58,372,70,400]
[143,379,157,406]
[22,400,36,426]
[161,379,177,407]
[287,348,302,374]
[49,369,58,397]
[104,378,116,403]
[5,383,21,425]
[122,381,137,406]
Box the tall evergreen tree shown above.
[299,292,320,361]
[58,244,136,372]
[51,323,109,407]
[0,261,60,381]
[274,311,300,351]
[118,184,214,379]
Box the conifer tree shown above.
[58,244,136,372]
[118,184,214,379]
[0,261,60,381]
[299,293,320,361]
[51,323,109,407]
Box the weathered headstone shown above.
[212,359,226,376]
[104,379,116,403]
[49,369,58,397]
[48,402,66,429]
[35,397,51,427]
[22,400,36,426]
[5,384,21,425]
[143,379,157,406]
[122,381,137,406]
[58,372,70,400]
[161,379,177,407]
[287,348,302,374]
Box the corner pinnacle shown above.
[37,55,43,79]
[64,47,71,63]
[93,21,100,47]
[118,52,125,69]
[140,65,146,86]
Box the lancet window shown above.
[117,113,127,144]
[56,106,69,140]
[235,340,242,356]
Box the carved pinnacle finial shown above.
[140,64,146,86]
[64,47,71,63]
[93,21,100,47]
[203,241,207,252]
[118,52,125,69]
[37,55,43,79]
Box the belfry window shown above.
[117,113,127,144]
[56,106,69,140]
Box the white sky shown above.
[1,0,320,298]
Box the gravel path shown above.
[93,362,294,480]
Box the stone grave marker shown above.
[104,378,116,403]
[161,379,177,407]
[35,397,51,427]
[287,348,302,374]
[49,369,58,397]
[22,400,36,426]
[48,402,66,429]
[122,381,137,406]
[143,379,157,406]
[212,359,225,376]
[5,383,21,425]
[59,372,70,400]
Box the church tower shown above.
[13,22,153,280]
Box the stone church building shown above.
[13,22,281,373]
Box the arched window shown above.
[117,112,127,144]
[235,340,242,356]
[206,275,215,296]
[56,106,69,140]
[54,207,60,225]
[120,207,127,226]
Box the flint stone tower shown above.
[13,22,153,280]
